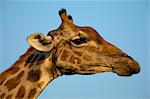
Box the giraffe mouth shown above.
[75,61,140,76]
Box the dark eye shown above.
[71,37,87,45]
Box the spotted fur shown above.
[0,9,140,99]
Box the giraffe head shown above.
[27,9,140,76]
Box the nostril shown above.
[122,53,134,60]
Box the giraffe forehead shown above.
[78,26,105,43]
[48,24,86,42]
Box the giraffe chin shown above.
[56,61,140,76]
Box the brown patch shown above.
[0,78,6,85]
[10,67,20,75]
[0,93,5,99]
[15,86,25,98]
[83,55,93,61]
[0,67,17,83]
[96,38,102,44]
[27,70,41,82]
[28,63,34,68]
[0,67,20,85]
[60,50,69,61]
[48,67,59,78]
[6,94,13,99]
[5,71,24,91]
[24,62,29,67]
[35,60,44,65]
[28,88,37,98]
[70,55,81,64]
[34,34,41,39]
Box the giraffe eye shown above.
[71,37,87,45]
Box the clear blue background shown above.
[0,0,149,99]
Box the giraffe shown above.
[0,9,140,99]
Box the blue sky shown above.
[0,0,149,99]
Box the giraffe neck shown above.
[0,48,62,99]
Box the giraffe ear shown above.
[27,33,54,52]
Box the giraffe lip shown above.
[110,60,140,76]
[80,64,113,74]
[86,58,140,76]
[98,53,141,76]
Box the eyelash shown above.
[71,37,87,45]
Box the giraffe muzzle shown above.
[110,53,140,76]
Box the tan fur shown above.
[0,9,140,99]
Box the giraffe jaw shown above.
[55,51,140,76]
